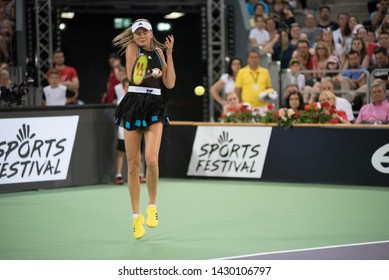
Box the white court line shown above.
[218,240,389,260]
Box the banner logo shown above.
[0,116,79,185]
[371,143,389,174]
[187,126,272,178]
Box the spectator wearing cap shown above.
[355,80,389,124]
[317,6,339,31]
[285,60,305,93]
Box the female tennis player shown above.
[113,19,175,240]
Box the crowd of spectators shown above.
[238,0,389,124]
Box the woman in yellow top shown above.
[235,49,273,110]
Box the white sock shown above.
[133,214,139,219]
[116,173,122,178]
[148,204,156,207]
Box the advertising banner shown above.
[187,126,272,178]
[0,116,79,185]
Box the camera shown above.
[0,69,35,106]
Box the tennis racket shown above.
[131,54,151,85]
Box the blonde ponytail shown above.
[112,19,166,55]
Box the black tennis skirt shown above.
[115,92,170,131]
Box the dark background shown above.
[47,7,206,121]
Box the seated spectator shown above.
[268,29,296,68]
[348,16,360,37]
[370,0,389,28]
[285,60,305,92]
[340,50,368,103]
[0,6,14,63]
[289,23,301,46]
[356,26,378,59]
[303,56,339,104]
[249,15,270,49]
[343,37,370,69]
[317,6,339,31]
[42,71,76,106]
[320,78,355,122]
[355,80,389,123]
[318,90,351,124]
[222,91,246,114]
[368,46,389,89]
[301,13,322,47]
[292,39,314,79]
[266,17,278,43]
[280,4,296,29]
[0,68,11,107]
[319,28,346,68]
[285,90,305,110]
[332,13,352,53]
[249,3,269,28]
[312,40,337,78]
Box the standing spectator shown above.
[46,50,79,103]
[42,71,76,106]
[235,49,273,110]
[249,15,270,49]
[317,6,339,31]
[301,13,322,47]
[103,53,122,104]
[356,81,389,123]
[210,57,242,107]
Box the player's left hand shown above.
[165,35,174,55]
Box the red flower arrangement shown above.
[219,102,340,128]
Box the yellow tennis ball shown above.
[194,86,205,96]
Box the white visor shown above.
[131,21,152,32]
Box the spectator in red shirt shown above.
[103,53,123,104]
[47,50,79,104]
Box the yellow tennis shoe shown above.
[146,205,159,228]
[132,214,145,240]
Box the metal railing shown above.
[283,69,372,104]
